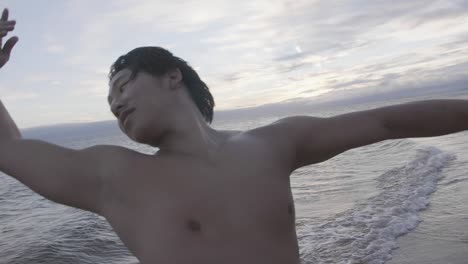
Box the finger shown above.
[0,20,15,25]
[0,27,14,45]
[0,24,15,31]
[2,36,18,57]
[0,9,8,22]
[0,20,16,27]
[0,31,6,47]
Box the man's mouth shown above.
[120,108,136,125]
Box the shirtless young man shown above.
[1,8,467,264]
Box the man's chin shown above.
[126,128,145,144]
[120,120,135,136]
[132,131,162,147]
[118,124,135,142]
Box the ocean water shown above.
[1,93,468,263]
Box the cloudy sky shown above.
[1,0,467,128]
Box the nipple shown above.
[187,219,202,232]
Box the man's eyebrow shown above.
[111,75,126,91]
[109,73,132,104]
[108,75,126,104]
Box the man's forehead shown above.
[109,69,132,88]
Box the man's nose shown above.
[111,100,125,117]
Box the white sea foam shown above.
[297,147,455,264]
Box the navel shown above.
[186,219,202,232]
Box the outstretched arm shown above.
[0,8,20,139]
[375,100,468,138]
[268,99,468,170]
[0,8,115,215]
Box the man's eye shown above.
[119,85,125,93]
[119,80,130,93]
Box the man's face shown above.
[108,69,173,145]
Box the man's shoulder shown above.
[215,116,321,142]
[86,144,142,156]
[234,119,308,168]
[83,144,148,168]
[243,116,320,138]
[89,145,156,190]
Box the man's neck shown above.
[155,110,226,160]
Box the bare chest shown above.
[102,145,298,263]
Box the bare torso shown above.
[100,128,300,264]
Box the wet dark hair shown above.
[109,47,215,123]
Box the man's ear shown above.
[167,67,183,89]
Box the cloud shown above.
[187,0,465,109]
[23,73,55,84]
[405,1,468,27]
[7,0,468,128]
[71,79,109,97]
[58,0,468,96]
[3,91,38,102]
[213,73,468,124]
[441,33,468,49]
[42,33,66,54]
[46,44,65,54]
